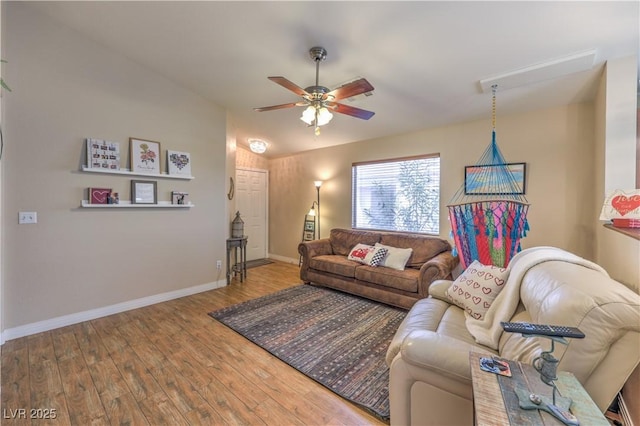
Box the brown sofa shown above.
[298,228,458,309]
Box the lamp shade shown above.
[316,107,333,126]
[300,106,316,125]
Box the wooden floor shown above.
[1,261,387,425]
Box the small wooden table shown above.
[226,236,247,284]
[469,352,608,426]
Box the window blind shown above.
[352,155,440,234]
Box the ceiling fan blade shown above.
[253,102,300,112]
[327,102,375,120]
[268,76,310,97]
[326,78,374,101]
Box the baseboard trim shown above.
[268,253,299,265]
[1,279,226,343]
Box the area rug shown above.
[245,258,274,269]
[208,285,407,420]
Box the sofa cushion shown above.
[380,232,451,268]
[445,260,508,320]
[309,255,359,278]
[347,243,388,266]
[330,228,381,256]
[355,265,419,292]
[375,243,413,270]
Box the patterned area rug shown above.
[209,285,407,420]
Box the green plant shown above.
[1,59,11,92]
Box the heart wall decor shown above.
[167,150,192,177]
[599,189,640,220]
[89,187,112,205]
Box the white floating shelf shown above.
[81,200,194,208]
[81,166,194,180]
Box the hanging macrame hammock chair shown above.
[447,86,530,269]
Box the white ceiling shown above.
[29,1,639,158]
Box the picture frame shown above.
[304,231,315,241]
[130,138,161,174]
[89,187,112,205]
[304,220,315,232]
[464,162,526,195]
[172,191,189,205]
[167,150,192,177]
[86,138,120,170]
[131,180,157,204]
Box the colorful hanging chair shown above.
[447,86,530,268]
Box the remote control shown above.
[500,322,585,339]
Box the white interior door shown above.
[236,168,268,261]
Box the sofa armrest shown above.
[417,251,459,297]
[390,330,493,426]
[400,330,494,383]
[428,279,453,301]
[298,238,332,282]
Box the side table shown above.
[469,352,608,425]
[226,236,248,284]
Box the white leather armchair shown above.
[386,249,640,426]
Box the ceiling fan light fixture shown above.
[300,105,316,125]
[255,46,375,134]
[316,107,333,126]
[248,138,267,154]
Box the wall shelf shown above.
[81,201,194,209]
[81,166,194,180]
[604,223,640,241]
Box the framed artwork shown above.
[167,150,192,176]
[304,231,314,240]
[464,162,526,195]
[130,138,161,174]
[172,191,189,205]
[304,220,315,232]
[89,187,112,204]
[131,180,157,204]
[86,138,120,170]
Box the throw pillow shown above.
[445,260,509,320]
[347,244,389,267]
[374,243,413,270]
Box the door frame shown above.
[236,167,269,260]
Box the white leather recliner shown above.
[386,248,640,426]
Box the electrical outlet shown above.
[19,211,37,224]
[216,260,222,270]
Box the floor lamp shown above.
[314,180,322,239]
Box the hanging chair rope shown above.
[447,85,530,268]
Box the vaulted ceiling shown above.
[29,1,639,157]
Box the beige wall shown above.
[237,146,270,171]
[594,57,640,292]
[593,56,639,425]
[269,103,596,262]
[0,2,4,339]
[2,3,228,331]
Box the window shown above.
[352,154,440,234]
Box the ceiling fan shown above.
[254,46,375,135]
